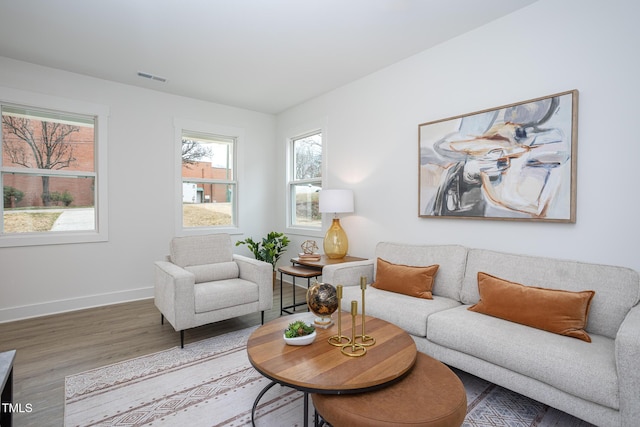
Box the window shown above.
[1,89,108,247]
[180,129,237,230]
[288,131,322,229]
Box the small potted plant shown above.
[283,320,316,346]
[236,231,290,286]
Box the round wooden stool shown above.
[311,352,467,427]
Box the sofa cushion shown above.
[194,278,258,313]
[372,258,439,299]
[341,285,460,337]
[185,261,239,284]
[374,243,467,300]
[461,248,640,339]
[468,272,595,342]
[427,305,619,410]
[170,234,233,267]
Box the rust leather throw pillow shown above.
[468,272,596,342]
[372,258,439,299]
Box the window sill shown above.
[285,226,323,239]
[0,230,108,248]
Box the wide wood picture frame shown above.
[418,90,578,223]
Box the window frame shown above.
[174,118,243,236]
[0,86,109,247]
[286,128,324,235]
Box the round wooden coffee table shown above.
[247,312,417,426]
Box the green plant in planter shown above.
[235,231,290,272]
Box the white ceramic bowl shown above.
[283,330,317,346]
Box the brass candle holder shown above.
[341,301,366,357]
[354,276,375,347]
[328,285,351,346]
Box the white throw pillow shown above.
[185,262,239,283]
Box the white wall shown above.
[277,0,640,273]
[0,57,276,321]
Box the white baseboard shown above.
[0,287,154,323]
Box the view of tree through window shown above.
[181,131,236,228]
[1,105,97,234]
[289,131,322,227]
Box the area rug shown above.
[65,326,594,427]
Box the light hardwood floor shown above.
[0,281,308,426]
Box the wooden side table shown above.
[278,255,367,315]
[1,350,16,427]
[292,255,367,269]
[278,265,322,315]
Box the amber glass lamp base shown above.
[323,218,348,259]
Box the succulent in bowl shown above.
[284,320,315,338]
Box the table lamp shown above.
[319,189,354,259]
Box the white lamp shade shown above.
[319,189,354,214]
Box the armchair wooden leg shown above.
[161,314,164,325]
[261,311,265,325]
[180,330,185,348]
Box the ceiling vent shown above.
[137,71,167,83]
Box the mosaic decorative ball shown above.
[306,282,338,321]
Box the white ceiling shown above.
[0,0,537,114]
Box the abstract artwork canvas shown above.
[419,90,578,222]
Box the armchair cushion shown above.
[195,279,258,313]
[185,262,239,284]
[170,234,233,267]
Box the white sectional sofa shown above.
[322,243,640,427]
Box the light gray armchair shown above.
[154,233,273,347]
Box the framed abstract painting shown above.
[418,90,578,222]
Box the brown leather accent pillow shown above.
[372,258,439,299]
[468,272,595,342]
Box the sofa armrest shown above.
[616,303,640,425]
[154,261,196,330]
[233,254,273,311]
[322,259,375,287]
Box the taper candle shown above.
[341,299,366,357]
[328,284,350,346]
[356,275,375,347]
